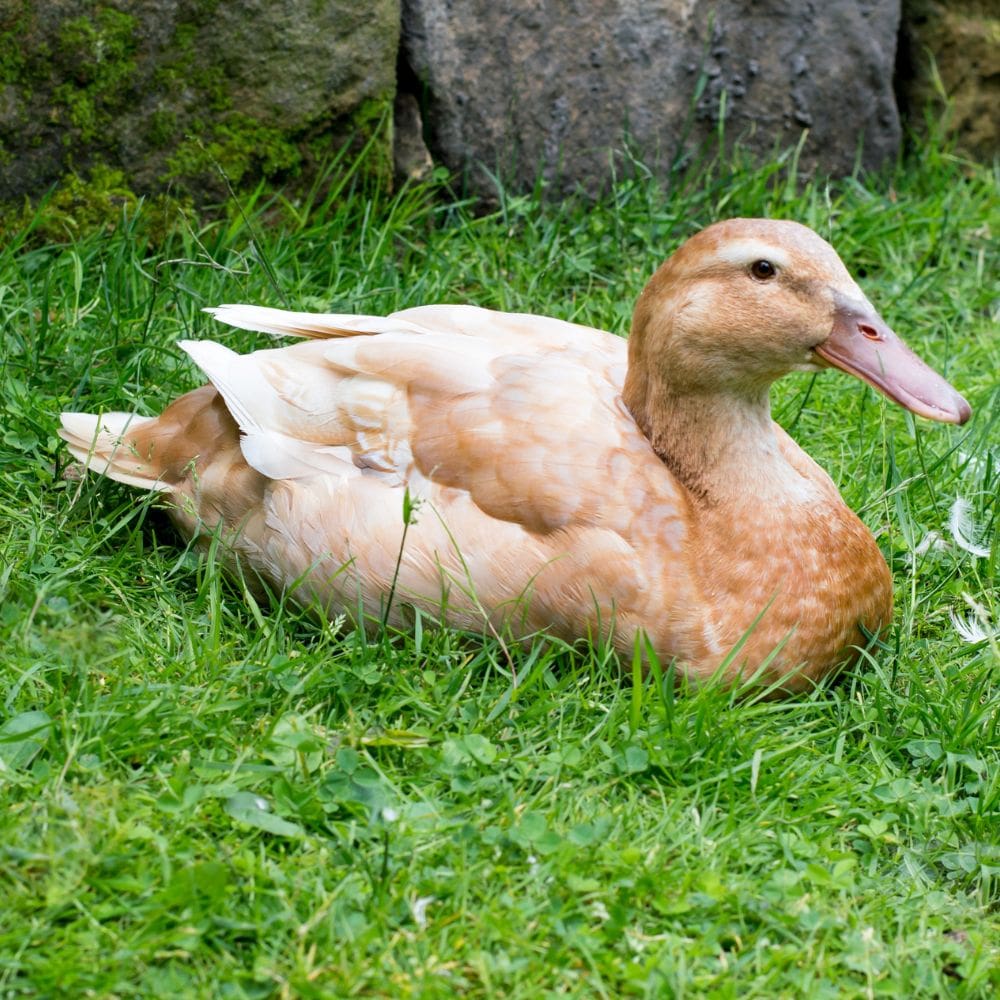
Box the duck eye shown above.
[750,259,777,280]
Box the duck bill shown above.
[814,299,972,425]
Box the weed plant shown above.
[1,137,998,996]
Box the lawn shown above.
[1,138,998,997]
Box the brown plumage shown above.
[59,219,971,693]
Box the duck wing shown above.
[198,304,685,536]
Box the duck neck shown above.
[625,376,803,508]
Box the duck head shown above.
[626,218,971,424]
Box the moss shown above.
[50,9,139,143]
[0,164,192,245]
[152,20,231,117]
[56,10,137,87]
[347,96,394,141]
[165,113,303,188]
[145,109,177,148]
[0,3,400,212]
[305,96,395,189]
[23,165,137,240]
[0,42,26,87]
[0,1,30,85]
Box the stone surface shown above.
[11,1,982,211]
[898,0,1000,160]
[393,91,434,184]
[401,0,902,196]
[0,0,400,203]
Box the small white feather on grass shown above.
[949,610,992,644]
[949,595,998,645]
[410,895,434,929]
[948,498,992,558]
[907,530,947,564]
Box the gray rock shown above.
[401,0,902,196]
[0,0,400,203]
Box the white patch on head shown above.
[713,240,793,272]
[833,289,878,317]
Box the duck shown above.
[59,219,971,693]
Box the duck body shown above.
[60,220,970,693]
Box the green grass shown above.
[1,139,998,997]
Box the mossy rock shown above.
[898,0,1000,159]
[0,0,400,210]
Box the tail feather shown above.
[58,411,165,490]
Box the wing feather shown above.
[206,304,431,339]
[192,304,680,539]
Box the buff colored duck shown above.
[60,219,971,692]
